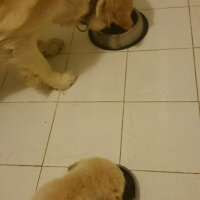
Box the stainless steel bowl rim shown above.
[98,9,140,37]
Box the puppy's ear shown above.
[68,162,79,171]
[110,189,123,200]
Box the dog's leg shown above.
[11,40,76,90]
[38,38,64,57]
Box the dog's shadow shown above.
[66,51,102,75]
[0,51,101,101]
[133,172,140,200]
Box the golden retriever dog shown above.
[0,0,133,91]
[32,157,125,200]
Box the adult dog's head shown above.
[88,0,134,30]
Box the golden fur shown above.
[32,157,125,200]
[0,0,133,91]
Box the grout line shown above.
[35,94,60,191]
[128,47,192,53]
[0,101,58,103]
[63,52,71,71]
[125,100,198,103]
[61,47,193,55]
[64,54,70,71]
[42,165,68,168]
[57,100,199,103]
[138,5,189,11]
[58,101,123,103]
[118,51,129,164]
[68,50,127,54]
[1,163,199,175]
[0,100,198,104]
[67,26,76,55]
[190,4,200,8]
[0,163,41,167]
[187,1,200,118]
[0,70,8,89]
[130,169,200,175]
[35,167,43,191]
[60,47,200,54]
[0,164,68,169]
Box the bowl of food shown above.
[118,165,136,200]
[88,9,148,50]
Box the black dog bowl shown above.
[89,9,148,50]
[119,165,136,200]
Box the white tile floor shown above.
[0,1,200,200]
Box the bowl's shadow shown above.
[132,172,140,200]
[134,0,153,10]
[132,0,154,48]
[118,165,141,200]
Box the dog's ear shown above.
[68,162,79,171]
[111,0,134,29]
[96,0,133,29]
[96,0,107,17]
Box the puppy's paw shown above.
[38,39,64,57]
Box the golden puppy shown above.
[32,158,125,200]
[0,0,133,91]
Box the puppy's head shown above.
[88,0,133,30]
[68,157,125,200]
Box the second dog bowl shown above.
[89,9,148,50]
[119,165,136,200]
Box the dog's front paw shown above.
[57,72,77,90]
[38,38,64,57]
[44,72,77,91]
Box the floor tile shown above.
[0,166,40,200]
[126,49,197,101]
[37,167,67,189]
[121,102,200,172]
[1,1,200,198]
[60,52,126,101]
[0,103,56,165]
[0,55,68,102]
[189,0,200,6]
[190,6,200,47]
[44,102,123,166]
[194,48,200,98]
[134,0,188,9]
[130,8,192,50]
[39,24,74,53]
[133,171,200,200]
